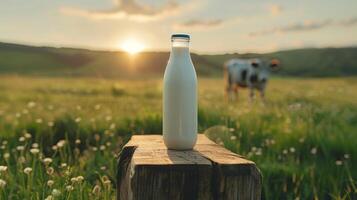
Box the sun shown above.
[120,39,145,55]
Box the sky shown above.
[1,0,357,53]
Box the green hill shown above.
[0,42,356,77]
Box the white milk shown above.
[163,34,197,150]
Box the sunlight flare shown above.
[120,39,145,54]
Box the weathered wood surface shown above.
[117,134,262,200]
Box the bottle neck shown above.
[170,39,190,58]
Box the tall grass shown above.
[0,76,356,199]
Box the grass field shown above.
[0,76,356,199]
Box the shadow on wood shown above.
[117,134,262,200]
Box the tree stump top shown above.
[117,134,262,200]
[126,134,254,166]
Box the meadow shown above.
[0,76,356,199]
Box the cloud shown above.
[268,4,283,16]
[173,17,240,31]
[249,16,357,37]
[174,19,223,29]
[59,0,181,21]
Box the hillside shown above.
[0,42,356,77]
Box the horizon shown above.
[1,0,357,54]
[2,40,357,55]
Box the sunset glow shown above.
[120,39,145,54]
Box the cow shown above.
[223,58,280,102]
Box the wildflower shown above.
[43,158,53,165]
[335,160,343,166]
[100,166,107,171]
[36,118,43,124]
[15,112,21,118]
[106,142,111,147]
[32,143,39,148]
[22,109,29,114]
[344,154,350,159]
[289,147,296,153]
[0,179,6,188]
[94,104,101,110]
[19,137,25,142]
[45,195,54,200]
[0,166,7,172]
[17,145,25,151]
[100,145,106,151]
[75,139,81,145]
[27,101,36,108]
[47,180,54,187]
[66,185,74,191]
[105,116,112,121]
[2,141,7,145]
[75,117,81,123]
[230,136,237,140]
[52,189,61,197]
[229,128,235,132]
[52,145,58,151]
[30,148,40,155]
[56,140,66,148]
[61,163,67,168]
[76,176,84,182]
[92,185,101,195]
[24,167,32,175]
[92,147,98,152]
[18,156,26,163]
[0,145,5,150]
[310,147,317,155]
[24,133,32,139]
[283,149,288,155]
[3,153,9,159]
[47,167,54,175]
[109,123,116,130]
[48,121,54,127]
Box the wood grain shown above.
[117,134,261,200]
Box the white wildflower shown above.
[19,137,25,142]
[24,133,32,139]
[100,145,106,151]
[335,160,343,166]
[45,195,54,200]
[28,101,36,108]
[61,163,67,168]
[66,185,74,191]
[0,166,7,172]
[47,180,54,187]
[24,167,32,175]
[30,148,40,155]
[289,147,296,153]
[75,139,81,144]
[16,145,25,151]
[344,154,350,159]
[310,147,317,155]
[48,121,54,127]
[56,140,66,148]
[230,135,237,140]
[75,117,81,123]
[36,118,43,124]
[3,153,10,159]
[0,179,6,188]
[52,189,61,197]
[43,158,53,165]
[32,143,39,148]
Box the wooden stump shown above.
[117,134,262,200]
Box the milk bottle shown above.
[163,33,197,150]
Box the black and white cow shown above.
[224,58,280,102]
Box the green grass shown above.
[0,76,356,199]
